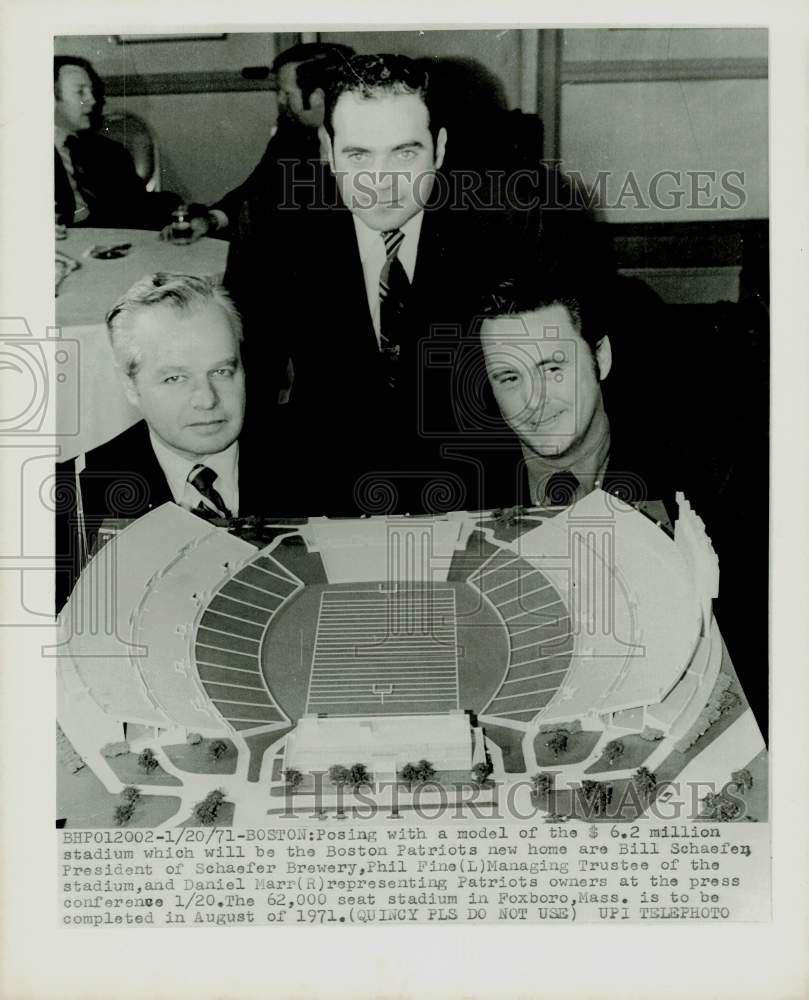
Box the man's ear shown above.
[435,127,447,170]
[309,87,325,111]
[594,335,612,381]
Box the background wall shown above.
[55,29,768,225]
[559,28,768,222]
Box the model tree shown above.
[114,803,133,826]
[545,731,569,759]
[113,785,142,826]
[416,759,437,782]
[604,739,625,766]
[209,739,229,761]
[701,791,742,821]
[284,768,304,792]
[328,764,350,787]
[731,768,754,794]
[632,766,657,802]
[401,763,420,789]
[194,788,226,825]
[472,761,492,785]
[581,780,613,818]
[493,506,525,529]
[137,748,159,773]
[348,763,371,789]
[531,772,554,797]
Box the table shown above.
[55,228,228,461]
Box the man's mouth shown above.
[527,411,562,430]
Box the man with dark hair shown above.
[477,267,768,736]
[167,42,354,242]
[54,56,176,228]
[478,271,673,509]
[226,52,533,515]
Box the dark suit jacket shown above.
[55,132,178,229]
[54,418,288,611]
[210,121,322,237]
[225,162,545,516]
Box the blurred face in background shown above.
[55,64,96,133]
[276,61,324,128]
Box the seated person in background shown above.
[163,41,354,242]
[55,273,264,609]
[54,56,178,229]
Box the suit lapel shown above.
[324,206,378,356]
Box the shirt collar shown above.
[149,432,239,505]
[55,126,72,150]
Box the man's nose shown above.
[525,371,548,408]
[191,379,218,409]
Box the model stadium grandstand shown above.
[58,490,743,825]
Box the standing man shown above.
[227,53,525,514]
[54,56,177,228]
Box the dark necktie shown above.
[542,470,581,507]
[188,464,232,519]
[378,229,410,388]
[63,135,95,215]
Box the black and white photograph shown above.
[1,4,807,999]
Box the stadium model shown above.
[58,489,754,827]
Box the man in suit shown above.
[476,269,768,736]
[164,42,354,242]
[477,273,676,510]
[54,56,176,228]
[56,273,256,608]
[226,53,533,515]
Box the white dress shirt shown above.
[149,434,240,516]
[353,211,424,345]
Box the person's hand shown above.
[160,214,212,243]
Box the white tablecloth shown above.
[55,228,228,461]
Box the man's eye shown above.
[494,372,519,386]
[211,367,235,378]
[397,149,417,161]
[163,374,185,384]
[347,152,368,164]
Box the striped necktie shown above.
[378,228,410,388]
[188,464,232,519]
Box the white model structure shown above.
[57,490,721,797]
[285,712,472,778]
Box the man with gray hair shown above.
[56,273,259,608]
